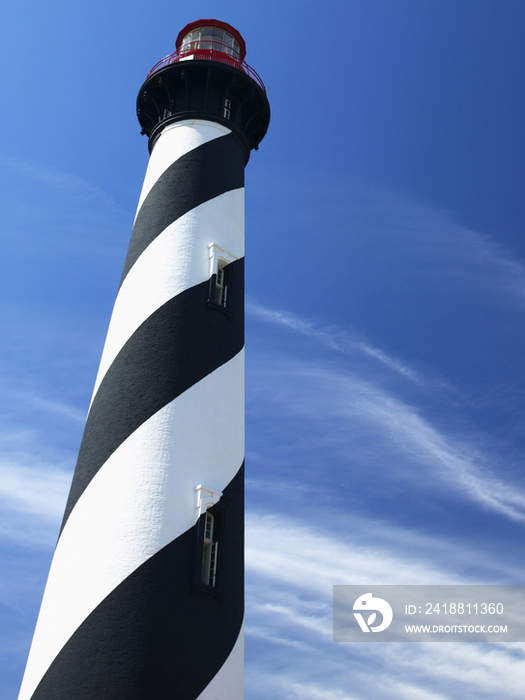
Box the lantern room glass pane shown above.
[180,26,241,59]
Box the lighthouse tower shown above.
[18,20,270,700]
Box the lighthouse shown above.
[17,20,270,700]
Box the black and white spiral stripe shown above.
[18,120,246,700]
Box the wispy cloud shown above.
[0,414,74,548]
[251,169,525,308]
[361,180,525,306]
[382,642,525,699]
[259,677,364,700]
[5,391,87,425]
[250,355,525,523]
[0,154,129,264]
[246,511,477,594]
[245,511,525,700]
[0,456,71,521]
[247,298,423,383]
[342,372,525,522]
[0,455,69,549]
[0,156,117,208]
[382,682,451,700]
[247,296,525,523]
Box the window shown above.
[192,487,226,600]
[207,243,238,316]
[180,27,241,59]
[201,511,219,587]
[193,486,225,599]
[215,263,228,307]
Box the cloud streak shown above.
[8,392,87,425]
[245,510,525,700]
[254,171,525,307]
[248,298,525,523]
[0,156,117,208]
[0,460,70,521]
[247,298,423,383]
[362,180,525,306]
[346,375,525,522]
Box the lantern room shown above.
[138,18,270,156]
[175,19,247,63]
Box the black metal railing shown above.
[147,48,266,93]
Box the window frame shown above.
[207,243,238,318]
[192,485,226,600]
[201,511,219,587]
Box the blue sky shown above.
[2,1,525,698]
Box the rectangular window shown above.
[201,511,219,587]
[207,243,238,317]
[215,265,228,307]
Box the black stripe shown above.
[32,463,244,700]
[121,133,245,285]
[61,258,244,531]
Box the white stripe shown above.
[134,120,232,218]
[90,188,244,404]
[17,351,244,700]
[196,624,244,700]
